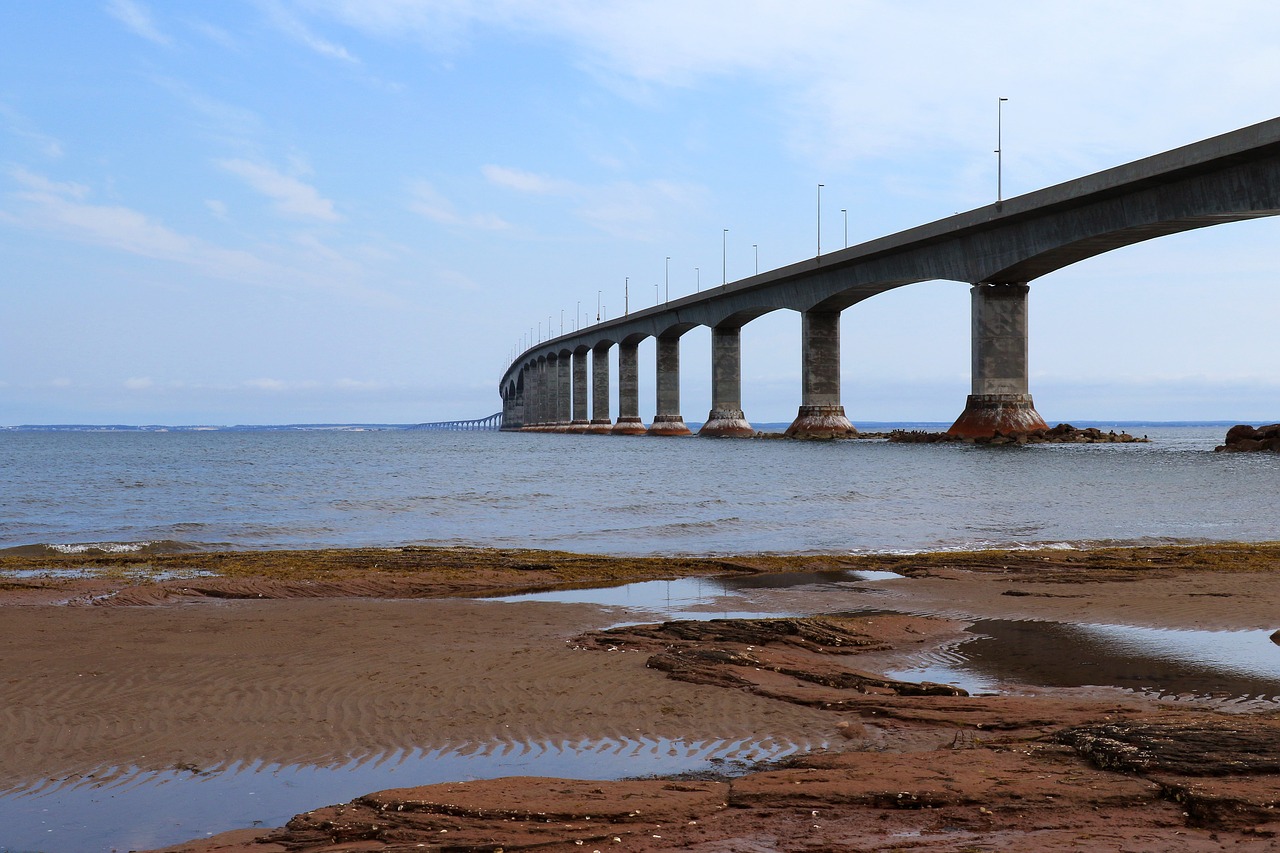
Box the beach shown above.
[4,544,1280,850]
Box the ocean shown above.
[2,423,1277,556]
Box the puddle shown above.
[1,567,218,581]
[885,620,1280,703]
[0,736,811,853]
[489,569,903,624]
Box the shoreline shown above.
[4,543,1280,851]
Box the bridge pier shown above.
[948,283,1048,437]
[569,347,590,432]
[648,334,692,436]
[700,325,754,437]
[555,352,572,430]
[588,342,613,433]
[786,310,857,438]
[613,340,647,435]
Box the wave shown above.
[0,539,206,557]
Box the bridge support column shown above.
[649,335,692,436]
[948,283,1048,437]
[786,310,857,438]
[537,358,551,430]
[569,349,590,432]
[588,343,613,433]
[545,355,559,430]
[700,325,754,437]
[613,341,647,435]
[514,368,528,430]
[556,353,572,430]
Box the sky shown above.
[2,1,1280,426]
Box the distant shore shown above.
[5,543,1280,851]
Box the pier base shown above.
[785,405,858,439]
[611,416,647,436]
[947,393,1048,438]
[647,414,692,436]
[699,409,755,438]
[587,419,614,435]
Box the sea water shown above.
[2,424,1277,556]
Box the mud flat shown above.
[4,543,1280,851]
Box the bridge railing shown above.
[413,412,503,431]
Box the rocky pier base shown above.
[890,422,1148,446]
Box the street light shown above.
[625,277,629,315]
[695,267,700,293]
[753,243,758,275]
[817,183,824,256]
[996,97,1009,202]
[560,309,564,336]
[654,283,659,305]
[665,256,670,301]
[841,208,847,248]
[597,290,601,323]
[722,228,728,286]
[576,300,580,332]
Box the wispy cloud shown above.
[0,104,65,159]
[481,164,706,239]
[264,1,359,63]
[218,158,341,221]
[407,181,508,230]
[105,0,172,46]
[5,167,282,284]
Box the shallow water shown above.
[0,737,800,853]
[3,424,1278,556]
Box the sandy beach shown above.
[4,544,1280,851]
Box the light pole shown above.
[665,256,670,301]
[817,183,824,256]
[695,267,700,292]
[596,290,601,323]
[560,309,564,336]
[576,300,580,332]
[841,208,847,248]
[625,277,629,315]
[654,283,659,305]
[753,243,758,275]
[722,228,728,286]
[996,96,1009,202]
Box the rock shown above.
[1216,424,1280,453]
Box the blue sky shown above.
[3,1,1279,426]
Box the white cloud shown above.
[218,158,341,221]
[105,0,172,46]
[481,164,707,239]
[5,169,283,285]
[0,104,65,159]
[264,1,359,63]
[481,165,567,194]
[407,181,508,230]
[245,378,289,391]
[205,199,228,219]
[124,377,154,390]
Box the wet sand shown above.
[4,544,1280,851]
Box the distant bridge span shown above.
[415,412,503,431]
[500,117,1280,437]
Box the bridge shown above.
[500,117,1280,438]
[414,412,503,431]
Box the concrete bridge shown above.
[414,412,503,431]
[499,117,1280,438]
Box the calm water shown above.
[2,424,1278,555]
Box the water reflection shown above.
[887,620,1280,702]
[0,736,809,853]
